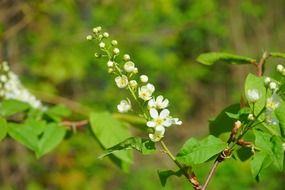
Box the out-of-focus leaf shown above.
[270,52,285,59]
[209,104,240,137]
[158,170,182,186]
[89,112,133,164]
[98,137,156,159]
[45,104,71,122]
[251,151,269,181]
[0,99,30,117]
[275,102,285,136]
[197,52,255,65]
[176,135,227,165]
[0,117,7,141]
[36,123,66,158]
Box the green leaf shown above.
[209,104,240,137]
[270,52,285,59]
[271,136,284,171]
[90,112,133,164]
[197,52,255,66]
[251,151,269,181]
[176,135,227,165]
[0,99,30,117]
[36,123,66,158]
[0,117,7,141]
[8,123,39,151]
[98,137,155,159]
[275,102,285,136]
[158,170,182,186]
[244,73,266,115]
[45,104,71,122]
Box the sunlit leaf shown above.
[0,99,30,117]
[197,52,255,65]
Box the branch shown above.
[160,141,202,190]
[252,51,269,77]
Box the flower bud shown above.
[103,32,109,38]
[111,40,118,46]
[107,61,114,67]
[248,114,255,121]
[113,48,120,55]
[96,26,102,31]
[277,64,284,72]
[264,77,271,86]
[86,35,93,40]
[99,42,105,48]
[94,53,101,58]
[124,61,135,72]
[129,80,138,88]
[133,67,138,74]
[123,54,131,61]
[108,68,114,73]
[140,75,148,83]
[92,28,98,33]
[269,82,277,90]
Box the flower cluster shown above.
[87,26,182,142]
[0,61,45,110]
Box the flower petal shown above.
[149,108,158,118]
[147,121,156,128]
[155,126,165,135]
[160,109,170,118]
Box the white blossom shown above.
[277,64,284,72]
[266,95,280,111]
[269,82,277,91]
[117,99,131,113]
[147,108,172,129]
[148,95,169,109]
[129,80,137,88]
[264,77,271,85]
[115,75,128,88]
[123,54,131,61]
[103,32,109,38]
[113,48,120,55]
[107,61,114,67]
[86,35,93,40]
[111,40,118,46]
[124,61,135,72]
[138,83,155,101]
[149,126,165,142]
[247,89,261,103]
[99,42,105,48]
[140,75,148,83]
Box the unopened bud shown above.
[123,54,131,61]
[111,40,118,46]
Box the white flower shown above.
[269,82,277,91]
[140,75,148,83]
[111,40,118,46]
[99,42,105,48]
[115,75,128,88]
[149,126,165,142]
[107,61,114,67]
[129,80,137,88]
[264,77,271,85]
[138,83,155,101]
[123,54,131,61]
[113,48,120,55]
[247,89,261,103]
[248,113,255,121]
[92,28,98,33]
[169,117,182,125]
[124,61,135,72]
[148,95,169,109]
[86,35,93,40]
[117,99,131,113]
[147,108,172,129]
[277,64,284,72]
[266,95,280,111]
[103,32,109,38]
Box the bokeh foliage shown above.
[0,0,285,189]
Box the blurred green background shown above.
[0,0,284,189]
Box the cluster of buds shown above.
[276,64,285,76]
[0,61,45,110]
[87,26,182,142]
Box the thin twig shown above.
[202,160,219,190]
[160,141,202,190]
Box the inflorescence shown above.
[87,26,182,142]
[0,61,45,110]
